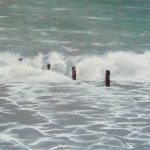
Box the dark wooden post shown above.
[105,70,110,87]
[72,66,76,80]
[18,58,23,62]
[47,64,51,70]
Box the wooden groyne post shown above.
[105,70,110,87]
[47,64,51,70]
[18,58,23,62]
[72,66,76,80]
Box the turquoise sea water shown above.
[0,0,150,55]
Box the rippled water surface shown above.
[0,0,150,149]
[0,81,150,150]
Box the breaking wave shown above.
[0,51,150,82]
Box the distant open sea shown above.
[0,0,150,149]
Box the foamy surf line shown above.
[0,51,150,82]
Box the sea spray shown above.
[1,51,150,82]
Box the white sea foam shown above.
[0,54,150,149]
[83,16,112,21]
[0,16,8,18]
[0,51,150,82]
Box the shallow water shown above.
[0,0,150,149]
[0,80,150,150]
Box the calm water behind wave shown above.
[0,0,150,55]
